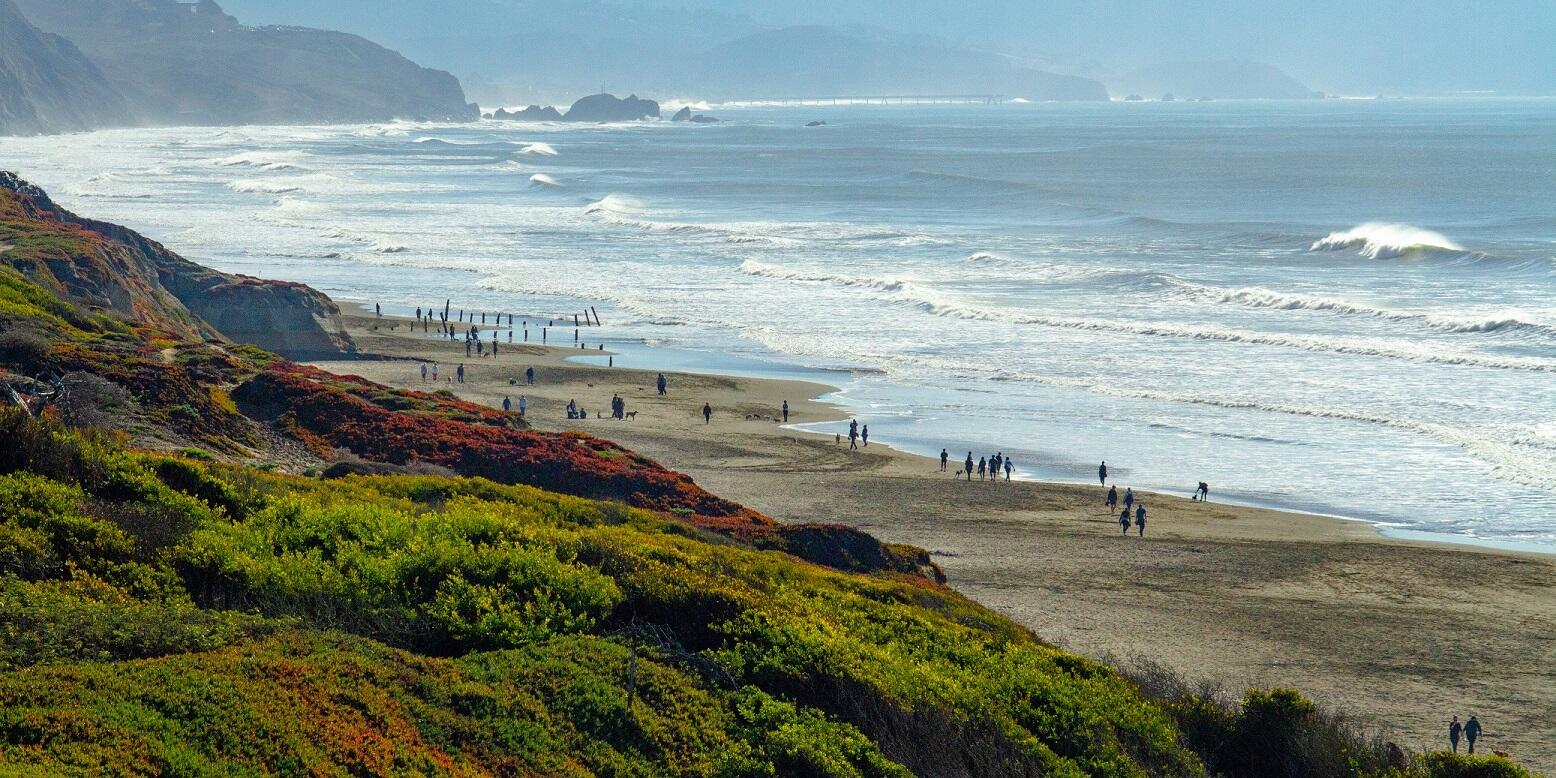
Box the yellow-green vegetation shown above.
[0,409,1536,777]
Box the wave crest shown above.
[1311,223,1465,259]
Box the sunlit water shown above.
[5,99,1554,546]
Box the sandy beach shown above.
[318,309,1556,770]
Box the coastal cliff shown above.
[0,0,130,136]
[1,0,476,135]
[0,171,352,356]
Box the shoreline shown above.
[320,306,1556,769]
[359,301,1556,557]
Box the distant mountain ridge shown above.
[0,0,476,136]
[686,26,1107,101]
[1113,60,1321,100]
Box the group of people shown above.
[421,362,467,384]
[501,394,527,417]
[1448,715,1484,754]
[1105,485,1148,536]
[945,450,1015,482]
[847,419,869,449]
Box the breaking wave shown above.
[738,260,906,292]
[1175,282,1556,339]
[1311,223,1467,259]
[517,142,559,156]
[214,150,311,172]
[529,173,562,187]
[585,196,801,246]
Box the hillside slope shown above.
[0,0,130,136]
[5,0,477,132]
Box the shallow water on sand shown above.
[4,98,1554,545]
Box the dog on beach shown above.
[625,411,637,421]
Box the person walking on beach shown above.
[431,363,439,382]
[1135,503,1147,536]
[657,373,667,395]
[1099,461,1108,485]
[1449,716,1463,753]
[1199,482,1210,502]
[703,403,713,424]
[977,457,986,481]
[1464,715,1481,754]
[518,395,527,418]
[1004,456,1013,481]
[964,452,974,481]
[782,400,789,423]
[502,396,511,412]
[848,420,858,450]
[416,306,422,321]
[861,425,869,447]
[1106,485,1118,511]
[1123,488,1135,512]
[1120,507,1131,535]
[457,363,465,384]
[421,363,428,382]
[526,366,535,386]
[992,453,1003,482]
[375,302,381,318]
[940,449,949,471]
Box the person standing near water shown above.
[977,457,986,481]
[940,449,949,472]
[782,400,789,423]
[861,425,869,447]
[964,452,974,481]
[1135,503,1147,536]
[657,373,667,395]
[703,403,712,424]
[1099,461,1108,485]
[375,302,381,317]
[1004,456,1013,481]
[848,420,858,450]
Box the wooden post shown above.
[591,306,601,326]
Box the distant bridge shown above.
[710,94,1009,107]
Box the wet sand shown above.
[315,310,1556,769]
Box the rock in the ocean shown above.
[563,93,660,122]
[805,120,827,127]
[671,106,693,122]
[494,105,564,121]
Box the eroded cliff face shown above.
[0,171,353,357]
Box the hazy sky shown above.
[219,0,1556,95]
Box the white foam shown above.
[214,150,311,172]
[529,173,562,187]
[517,142,559,156]
[1311,222,1465,259]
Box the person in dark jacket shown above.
[1120,508,1131,535]
[1135,503,1147,536]
[1449,716,1463,753]
[703,403,713,424]
[964,452,974,481]
[1464,715,1482,754]
[1099,461,1108,485]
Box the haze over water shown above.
[6,98,1554,545]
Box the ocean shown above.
[4,98,1554,547]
